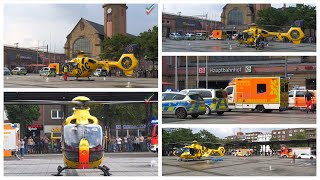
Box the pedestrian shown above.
[14,145,21,160]
[139,135,144,152]
[19,139,25,159]
[255,33,262,50]
[124,136,129,152]
[116,137,122,152]
[43,135,49,153]
[134,136,139,152]
[305,90,314,113]
[63,65,69,81]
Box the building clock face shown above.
[107,8,112,14]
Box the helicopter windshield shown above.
[64,124,102,148]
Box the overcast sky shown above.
[163,3,315,21]
[191,128,279,138]
[4,4,158,53]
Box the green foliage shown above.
[134,26,158,64]
[99,26,158,69]
[256,4,316,31]
[100,34,134,60]
[289,132,307,140]
[5,105,40,135]
[163,128,218,145]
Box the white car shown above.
[297,153,316,159]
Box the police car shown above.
[162,92,206,119]
[180,89,228,115]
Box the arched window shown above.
[228,8,243,25]
[73,37,91,57]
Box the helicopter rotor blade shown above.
[4,100,84,105]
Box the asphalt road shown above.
[162,155,316,176]
[4,74,158,88]
[4,152,158,176]
[162,39,316,52]
[163,109,316,124]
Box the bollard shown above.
[46,78,49,82]
[103,77,106,81]
[229,45,232,50]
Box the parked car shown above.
[169,33,183,40]
[39,67,56,77]
[11,67,27,75]
[195,33,207,40]
[93,68,108,77]
[180,89,228,115]
[162,92,206,119]
[184,33,196,40]
[4,67,11,75]
[297,153,316,159]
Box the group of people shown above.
[108,135,150,152]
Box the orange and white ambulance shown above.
[288,88,316,109]
[225,77,289,112]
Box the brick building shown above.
[162,56,316,91]
[271,128,316,141]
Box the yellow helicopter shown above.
[238,23,304,46]
[63,44,138,79]
[174,141,225,161]
[7,95,157,176]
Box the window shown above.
[288,91,294,97]
[167,20,169,23]
[282,131,285,134]
[289,134,292,136]
[228,8,243,25]
[278,132,281,134]
[162,20,164,23]
[215,91,227,98]
[296,91,306,97]
[257,84,266,93]
[300,129,305,132]
[172,94,186,100]
[273,132,276,134]
[226,87,233,95]
[73,38,91,57]
[166,56,172,65]
[51,109,64,119]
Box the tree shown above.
[193,129,218,143]
[134,26,158,74]
[257,4,316,33]
[289,132,307,140]
[5,105,40,136]
[100,33,134,60]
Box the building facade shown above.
[64,4,130,59]
[162,12,222,38]
[4,45,66,70]
[162,56,316,91]
[245,131,263,142]
[271,128,316,141]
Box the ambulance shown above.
[225,77,289,112]
[150,119,158,153]
[210,30,227,40]
[288,87,316,109]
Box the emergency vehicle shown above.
[225,77,289,112]
[150,119,158,153]
[280,147,312,158]
[180,89,228,115]
[210,30,227,40]
[288,88,316,109]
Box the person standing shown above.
[124,136,129,152]
[19,139,25,159]
[116,137,122,152]
[305,90,314,113]
[139,135,144,152]
[63,65,69,81]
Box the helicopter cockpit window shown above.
[64,124,102,148]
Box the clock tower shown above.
[103,4,128,38]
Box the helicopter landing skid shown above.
[98,165,111,176]
[53,165,70,176]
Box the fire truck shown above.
[280,147,311,158]
[150,119,158,153]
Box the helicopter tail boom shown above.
[268,27,304,44]
[99,53,138,76]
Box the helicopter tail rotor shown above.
[281,27,305,44]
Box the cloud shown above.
[4,4,158,53]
